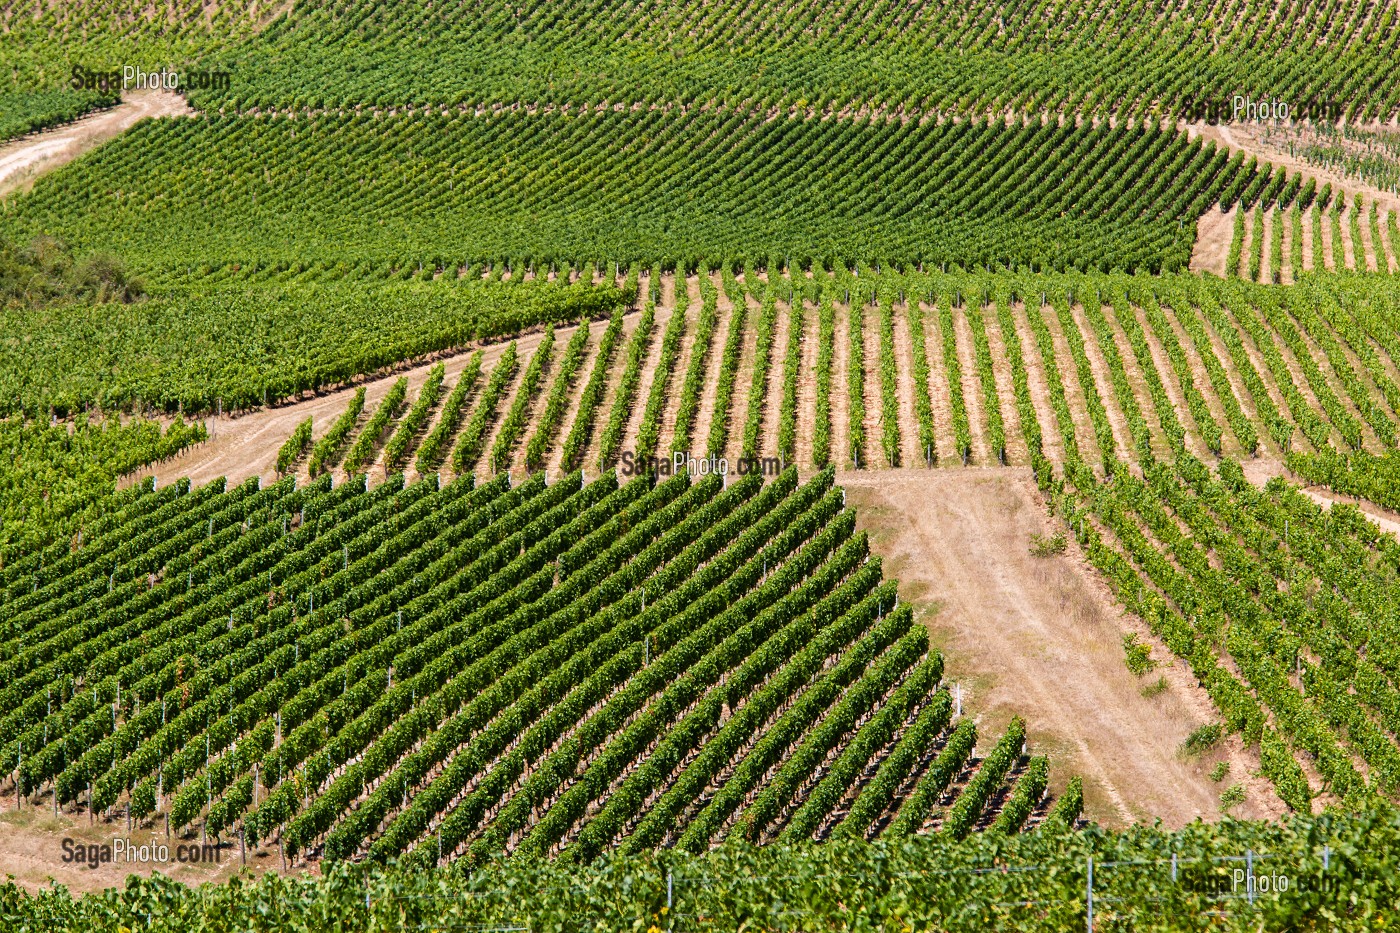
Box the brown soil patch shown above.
[0,799,308,894]
[841,468,1285,827]
[1190,206,1234,276]
[0,91,190,197]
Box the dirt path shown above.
[0,92,190,196]
[124,329,557,492]
[0,799,304,894]
[841,468,1283,826]
[1190,206,1234,276]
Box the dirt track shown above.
[840,468,1285,827]
[0,91,190,197]
[0,798,303,894]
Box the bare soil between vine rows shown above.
[839,467,1286,828]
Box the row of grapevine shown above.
[4,114,1247,281]
[244,269,1400,482]
[308,388,366,476]
[276,419,314,475]
[596,304,655,468]
[524,325,591,472]
[343,378,409,473]
[383,365,447,471]
[877,298,901,466]
[670,271,719,456]
[452,344,519,473]
[559,311,624,472]
[633,287,687,465]
[704,273,749,457]
[415,355,482,473]
[490,329,556,473]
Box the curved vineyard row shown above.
[3,113,1246,278]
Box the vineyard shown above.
[174,269,1400,490]
[1211,199,1400,281]
[1053,452,1400,814]
[3,0,1400,121]
[2,112,1246,276]
[0,466,1074,871]
[9,0,1400,926]
[6,813,1400,931]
